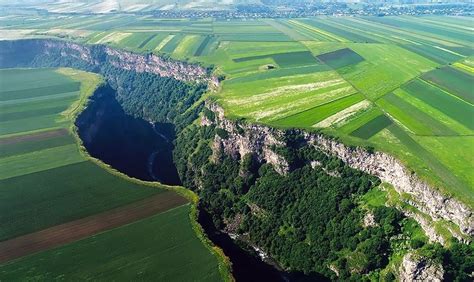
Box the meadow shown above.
[0,205,222,281]
[5,14,465,208]
[0,68,222,279]
[0,14,472,270]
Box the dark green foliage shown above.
[0,39,207,133]
[419,241,474,282]
[443,241,474,282]
[102,65,206,129]
[215,128,229,139]
[317,48,364,69]
[350,114,393,140]
[203,107,216,122]
[174,125,395,278]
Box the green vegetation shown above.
[0,205,223,281]
[402,79,474,130]
[421,66,474,104]
[273,93,365,128]
[0,161,161,241]
[0,68,226,281]
[350,114,392,140]
[0,14,473,279]
[316,48,364,69]
[172,123,473,280]
[19,14,466,209]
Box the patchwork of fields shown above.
[0,68,222,279]
[1,14,471,208]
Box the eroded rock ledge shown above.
[0,39,218,86]
[205,102,473,240]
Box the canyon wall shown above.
[1,38,471,240]
[205,103,473,240]
[0,39,218,86]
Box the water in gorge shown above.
[75,84,328,282]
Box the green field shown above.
[421,66,474,104]
[0,205,222,281]
[0,68,223,279]
[0,14,473,225]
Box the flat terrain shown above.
[0,68,222,280]
[0,192,187,264]
[0,205,222,281]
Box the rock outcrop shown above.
[205,102,473,239]
[399,253,444,282]
[306,134,473,239]
[0,39,218,86]
[207,103,289,174]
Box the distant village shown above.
[147,2,473,19]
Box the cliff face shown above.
[399,253,444,282]
[1,38,471,240]
[0,39,218,86]
[206,103,473,240]
[306,134,473,239]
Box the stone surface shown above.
[205,102,473,240]
[399,253,444,282]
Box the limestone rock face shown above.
[205,103,473,240]
[207,103,289,174]
[307,134,473,238]
[399,253,444,282]
[4,39,216,85]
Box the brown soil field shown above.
[0,128,69,145]
[0,191,188,264]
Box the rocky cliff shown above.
[399,253,444,282]
[0,39,218,86]
[205,102,473,241]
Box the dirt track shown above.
[0,191,188,264]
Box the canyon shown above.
[0,38,471,280]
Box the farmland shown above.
[0,68,222,279]
[0,205,222,281]
[0,13,471,209]
[0,11,473,280]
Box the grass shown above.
[0,130,73,158]
[350,114,392,140]
[0,143,86,180]
[339,44,437,100]
[0,161,163,241]
[0,205,223,282]
[317,47,364,69]
[414,136,474,190]
[160,33,185,54]
[272,93,365,128]
[220,71,356,122]
[225,64,330,84]
[0,82,80,101]
[338,107,383,134]
[173,35,204,58]
[402,79,474,130]
[360,187,388,208]
[388,125,472,206]
[0,67,228,280]
[421,66,474,104]
[376,92,456,136]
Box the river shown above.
[75,84,328,282]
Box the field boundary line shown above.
[0,193,188,264]
[65,69,235,282]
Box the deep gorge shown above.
[0,39,472,281]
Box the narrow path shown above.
[0,192,188,264]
